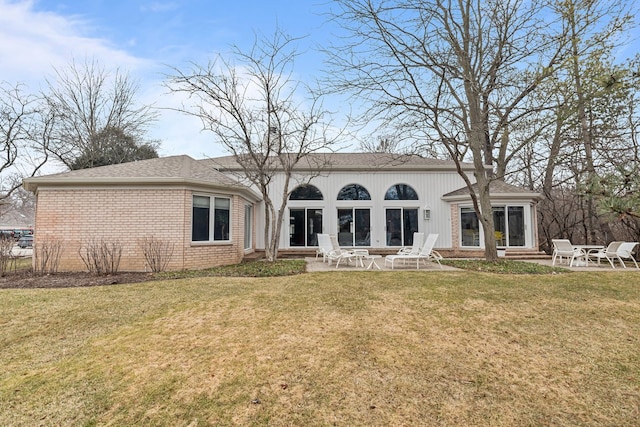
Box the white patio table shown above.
[572,245,604,266]
[335,249,369,268]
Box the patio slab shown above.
[305,257,639,272]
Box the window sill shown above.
[190,240,233,247]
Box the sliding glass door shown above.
[385,208,418,246]
[289,208,323,247]
[337,208,370,246]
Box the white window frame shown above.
[191,193,232,244]
[459,204,529,248]
[244,204,253,251]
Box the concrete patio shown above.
[304,256,640,272]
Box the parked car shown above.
[13,228,33,238]
[17,235,33,248]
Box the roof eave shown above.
[441,192,543,203]
[23,177,262,202]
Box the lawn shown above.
[1,270,639,426]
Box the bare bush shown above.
[0,238,14,276]
[139,236,175,273]
[79,239,122,275]
[34,237,63,274]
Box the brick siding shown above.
[34,187,252,272]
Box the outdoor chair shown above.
[322,234,358,267]
[316,234,350,264]
[316,233,333,262]
[551,239,586,267]
[586,241,623,268]
[397,232,425,255]
[384,233,443,269]
[615,242,638,269]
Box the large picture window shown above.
[192,195,231,242]
[460,205,525,247]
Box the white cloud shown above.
[0,0,221,159]
[0,0,147,87]
[140,2,179,13]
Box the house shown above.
[22,155,261,271]
[23,153,542,272]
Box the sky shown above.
[1,0,640,168]
[0,0,339,162]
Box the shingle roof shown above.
[23,155,258,200]
[208,152,475,171]
[443,180,542,199]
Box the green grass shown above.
[441,258,569,274]
[157,259,307,279]
[1,271,639,426]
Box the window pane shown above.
[493,207,506,246]
[215,198,230,209]
[355,209,370,246]
[244,205,252,250]
[214,197,230,240]
[192,196,210,241]
[289,184,323,200]
[338,208,354,246]
[403,209,418,246]
[508,206,525,246]
[193,195,210,208]
[289,209,305,246]
[307,209,323,247]
[386,209,402,246]
[384,184,419,200]
[461,207,479,246]
[337,184,371,200]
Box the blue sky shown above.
[0,0,337,160]
[1,0,639,164]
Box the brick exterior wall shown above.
[450,203,460,250]
[33,187,253,272]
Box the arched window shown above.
[384,184,419,200]
[289,184,323,200]
[337,184,371,200]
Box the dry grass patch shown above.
[1,271,639,426]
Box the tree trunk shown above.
[568,2,598,244]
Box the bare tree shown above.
[0,82,49,202]
[513,1,637,248]
[166,29,339,261]
[326,0,577,260]
[43,58,158,170]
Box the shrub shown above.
[0,237,14,276]
[34,237,63,275]
[79,239,122,275]
[139,236,175,273]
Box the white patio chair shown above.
[586,241,623,268]
[551,239,586,267]
[385,233,443,269]
[316,233,333,262]
[615,242,639,269]
[397,232,425,255]
[327,234,356,267]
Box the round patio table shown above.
[572,245,604,266]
